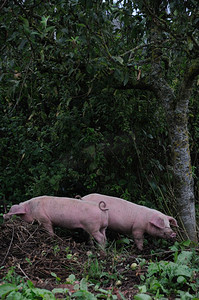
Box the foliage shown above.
[0,0,182,209]
[0,0,199,242]
[1,241,199,299]
[0,268,122,300]
[136,243,199,299]
[1,0,199,298]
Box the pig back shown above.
[82,193,138,233]
[30,196,108,230]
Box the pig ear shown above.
[167,216,178,227]
[9,205,26,216]
[149,216,165,229]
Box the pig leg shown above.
[134,238,144,251]
[41,221,54,236]
[90,230,107,246]
[100,226,107,243]
[132,230,144,250]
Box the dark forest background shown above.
[0,0,199,222]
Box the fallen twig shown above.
[1,224,15,266]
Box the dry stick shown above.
[0,0,7,10]
[17,263,31,280]
[1,224,15,266]
[19,224,40,245]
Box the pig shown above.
[3,196,108,246]
[81,193,178,250]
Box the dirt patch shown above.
[0,219,176,299]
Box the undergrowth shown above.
[0,240,199,299]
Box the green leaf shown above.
[134,294,152,300]
[177,276,186,284]
[138,285,147,293]
[27,280,34,288]
[178,290,195,299]
[118,291,128,300]
[79,277,89,291]
[123,71,129,86]
[6,291,23,300]
[0,283,18,297]
[51,272,57,278]
[187,37,194,50]
[30,31,40,36]
[77,23,86,27]
[176,251,193,265]
[182,240,191,247]
[41,16,50,28]
[116,237,131,245]
[68,274,76,283]
[19,16,29,27]
[114,56,124,64]
[72,290,97,299]
[18,39,27,50]
[52,288,69,295]
[46,26,55,32]
[174,265,192,278]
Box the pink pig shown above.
[3,196,108,245]
[82,193,178,250]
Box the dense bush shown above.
[0,0,198,221]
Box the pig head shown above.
[82,193,178,250]
[3,196,108,246]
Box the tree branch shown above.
[179,58,199,99]
[114,77,154,93]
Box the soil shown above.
[0,219,178,299]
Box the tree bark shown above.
[118,62,198,241]
[115,0,199,241]
[143,0,199,240]
[138,7,198,240]
[150,73,197,241]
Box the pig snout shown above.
[164,228,176,239]
[3,214,10,220]
[170,232,176,239]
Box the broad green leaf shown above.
[27,280,34,288]
[46,26,55,32]
[116,237,131,245]
[177,276,186,284]
[6,291,23,300]
[176,251,193,265]
[0,283,18,298]
[174,265,192,278]
[19,16,29,27]
[113,56,124,64]
[68,274,76,282]
[41,16,50,28]
[182,240,191,247]
[138,285,147,293]
[52,288,69,295]
[134,294,152,300]
[79,278,89,291]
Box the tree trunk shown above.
[118,0,199,242]
[145,6,198,240]
[120,60,198,241]
[125,63,197,241]
[169,101,196,241]
[152,77,197,241]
